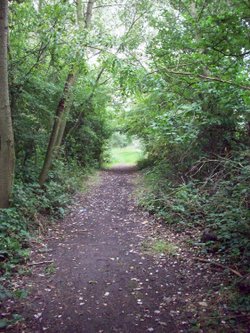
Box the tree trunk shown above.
[54,90,75,148]
[0,1,15,208]
[39,73,76,186]
[38,0,43,12]
[76,0,84,25]
[64,67,105,140]
[38,0,95,186]
[85,0,95,28]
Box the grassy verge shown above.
[103,145,144,168]
[136,153,250,332]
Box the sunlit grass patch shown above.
[104,145,144,167]
[142,239,178,255]
[152,240,178,255]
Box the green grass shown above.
[104,145,143,167]
[142,239,178,256]
[151,240,178,255]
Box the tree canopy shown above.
[0,0,249,329]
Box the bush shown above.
[0,208,30,275]
[138,150,250,271]
[0,159,90,276]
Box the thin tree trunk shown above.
[76,0,84,25]
[85,0,95,28]
[39,73,76,186]
[0,0,15,208]
[38,0,43,12]
[64,67,105,140]
[54,91,75,148]
[39,0,95,186]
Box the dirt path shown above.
[7,169,224,333]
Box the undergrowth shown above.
[138,150,250,271]
[137,149,250,324]
[0,160,94,278]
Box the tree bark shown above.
[0,0,15,208]
[38,0,43,12]
[54,90,75,148]
[85,0,95,28]
[38,0,95,186]
[76,0,84,26]
[39,73,76,186]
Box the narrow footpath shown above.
[7,168,224,333]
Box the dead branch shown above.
[193,257,243,277]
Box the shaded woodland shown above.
[0,0,249,330]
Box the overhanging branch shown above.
[163,69,250,91]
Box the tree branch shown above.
[194,257,243,277]
[163,69,250,91]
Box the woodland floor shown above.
[3,167,240,333]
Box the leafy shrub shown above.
[138,150,250,271]
[0,159,90,275]
[0,208,29,274]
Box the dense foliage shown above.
[124,0,250,272]
[0,1,249,326]
[0,0,151,274]
[1,0,113,274]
